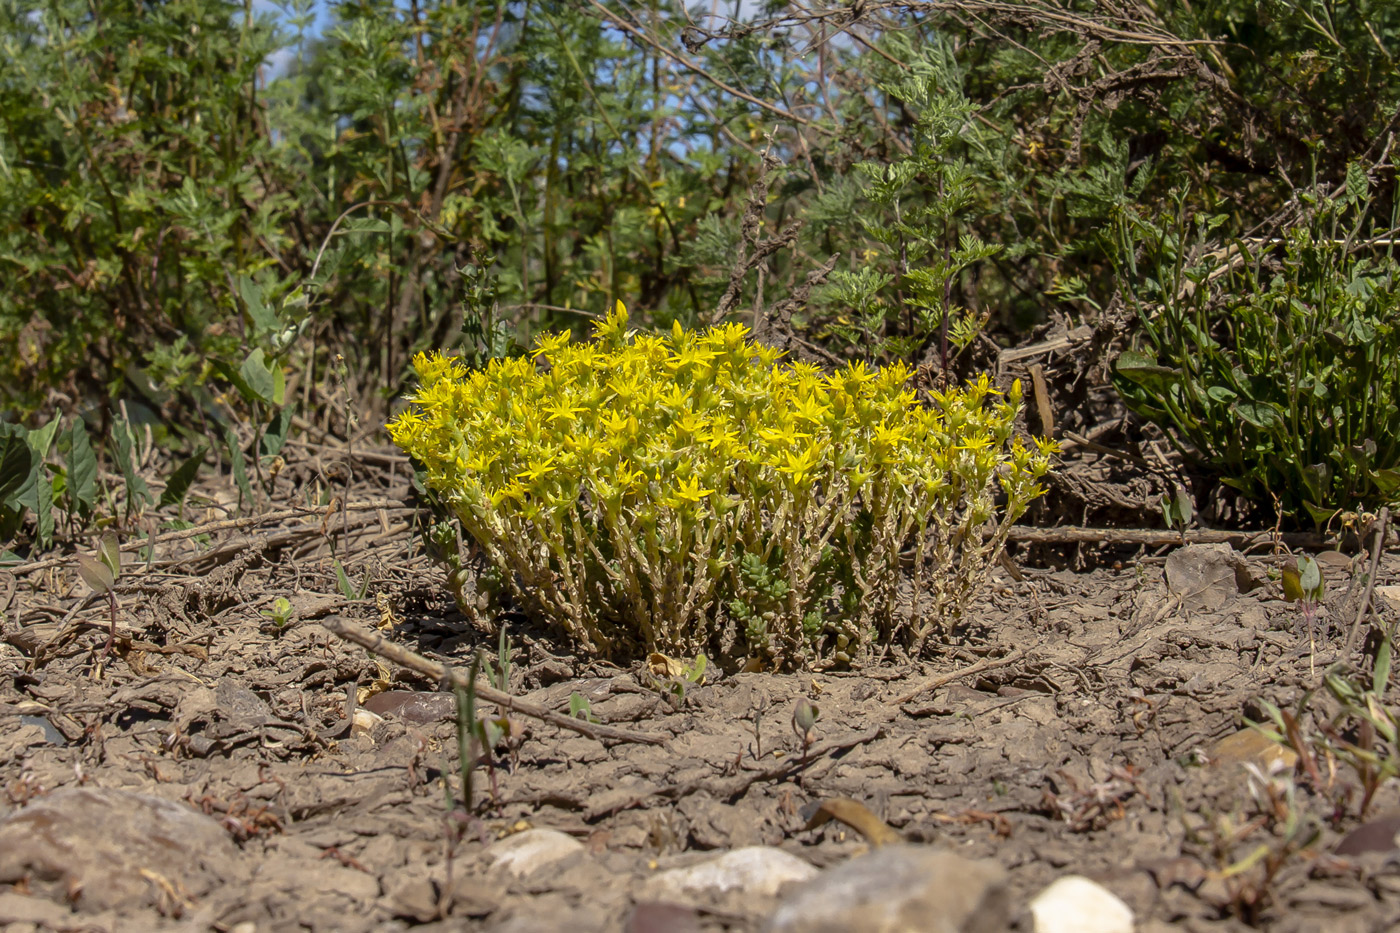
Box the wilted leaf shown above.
[77,553,114,593]
[802,797,903,847]
[648,652,684,679]
[1282,563,1303,603]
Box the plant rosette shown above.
[389,301,1054,670]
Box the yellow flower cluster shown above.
[389,301,1055,668]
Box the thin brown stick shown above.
[320,617,668,746]
[1345,506,1390,655]
[895,648,1027,704]
[3,501,412,576]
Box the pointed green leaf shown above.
[262,407,293,459]
[239,275,279,338]
[226,426,252,507]
[112,415,151,511]
[1374,638,1392,697]
[64,421,97,510]
[97,533,120,577]
[26,419,60,459]
[158,446,207,509]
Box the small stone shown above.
[645,847,818,902]
[485,828,585,879]
[1206,728,1297,772]
[362,690,458,723]
[627,901,703,933]
[1165,543,1250,612]
[1336,814,1400,856]
[1029,876,1134,933]
[766,845,1008,933]
[0,787,244,912]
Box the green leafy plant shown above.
[332,559,372,602]
[1254,638,1400,820]
[568,692,599,724]
[390,302,1053,670]
[817,44,1001,370]
[260,596,295,635]
[1185,761,1323,925]
[1113,176,1400,525]
[1281,554,1327,650]
[1161,485,1193,537]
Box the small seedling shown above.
[480,624,513,693]
[333,559,372,601]
[646,651,708,709]
[1161,485,1193,538]
[793,698,820,784]
[569,692,600,723]
[76,533,120,658]
[260,596,295,634]
[1282,554,1326,672]
[451,658,481,814]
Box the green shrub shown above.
[389,303,1053,670]
[1113,178,1400,525]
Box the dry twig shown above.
[320,617,669,746]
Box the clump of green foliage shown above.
[1113,176,1400,525]
[389,302,1053,670]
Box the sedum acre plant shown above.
[389,303,1054,670]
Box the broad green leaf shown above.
[239,349,278,405]
[26,419,60,459]
[1232,401,1284,430]
[1372,469,1400,495]
[213,359,257,403]
[1302,500,1341,528]
[0,425,34,508]
[64,421,97,510]
[77,553,114,593]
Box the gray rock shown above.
[644,846,818,902]
[485,828,585,879]
[1029,876,1133,933]
[0,786,244,912]
[1164,543,1252,612]
[767,845,1009,933]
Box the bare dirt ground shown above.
[3,437,1400,933]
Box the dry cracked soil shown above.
[3,444,1400,933]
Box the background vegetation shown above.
[2,0,1398,550]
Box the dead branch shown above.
[320,617,669,746]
